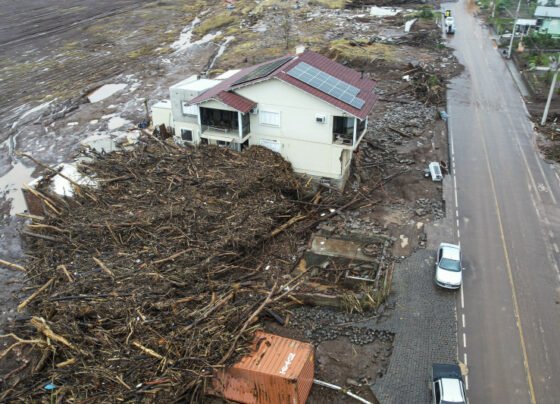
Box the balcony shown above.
[332,116,366,147]
[200,107,250,143]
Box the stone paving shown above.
[370,177,458,403]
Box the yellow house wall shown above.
[236,79,350,178]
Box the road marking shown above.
[479,120,538,404]
[456,209,459,217]
[451,133,455,155]
[549,230,554,238]
[460,284,465,309]
[457,229,461,239]
[462,313,466,328]
[463,332,467,348]
[535,154,557,205]
[554,243,559,254]
[456,219,460,228]
[514,135,544,204]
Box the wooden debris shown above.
[17,278,55,312]
[0,258,26,272]
[5,141,356,402]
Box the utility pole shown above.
[507,0,522,59]
[541,58,559,126]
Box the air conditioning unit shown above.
[316,115,326,124]
[250,107,259,115]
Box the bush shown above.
[417,7,434,19]
[524,32,560,49]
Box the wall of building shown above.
[151,106,173,129]
[236,79,352,178]
[542,18,560,35]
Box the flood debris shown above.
[0,137,396,402]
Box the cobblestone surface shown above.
[369,249,457,403]
[369,175,458,403]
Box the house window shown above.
[259,110,281,127]
[181,129,193,141]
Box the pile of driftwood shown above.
[411,68,445,105]
[1,141,349,402]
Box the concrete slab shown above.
[310,236,376,262]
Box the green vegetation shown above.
[524,33,560,49]
[328,39,395,66]
[193,13,236,36]
[416,6,435,19]
[308,0,346,8]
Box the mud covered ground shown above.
[0,0,460,401]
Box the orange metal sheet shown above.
[209,331,314,404]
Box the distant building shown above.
[152,50,378,184]
[535,6,560,36]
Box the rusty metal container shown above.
[209,331,314,404]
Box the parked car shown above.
[431,363,466,404]
[435,243,462,289]
[445,17,456,35]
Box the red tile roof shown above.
[189,50,377,119]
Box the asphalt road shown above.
[444,2,560,403]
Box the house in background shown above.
[535,6,560,36]
[152,49,378,185]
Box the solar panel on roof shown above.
[287,62,365,109]
[233,56,293,86]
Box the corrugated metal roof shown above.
[213,91,257,113]
[189,50,377,119]
[535,6,560,18]
[188,56,289,109]
[275,51,377,120]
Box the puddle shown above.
[0,160,36,216]
[171,17,201,51]
[88,84,127,103]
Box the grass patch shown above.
[193,13,236,37]
[217,37,285,70]
[328,39,395,66]
[308,0,346,9]
[127,45,156,59]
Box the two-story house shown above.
[151,49,378,184]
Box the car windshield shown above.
[439,258,461,272]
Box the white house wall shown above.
[152,106,173,129]
[236,79,351,178]
[174,119,201,144]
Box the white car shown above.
[431,363,467,404]
[445,17,456,34]
[435,243,462,289]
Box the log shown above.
[0,258,26,272]
[17,278,55,312]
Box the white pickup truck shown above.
[445,16,456,35]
